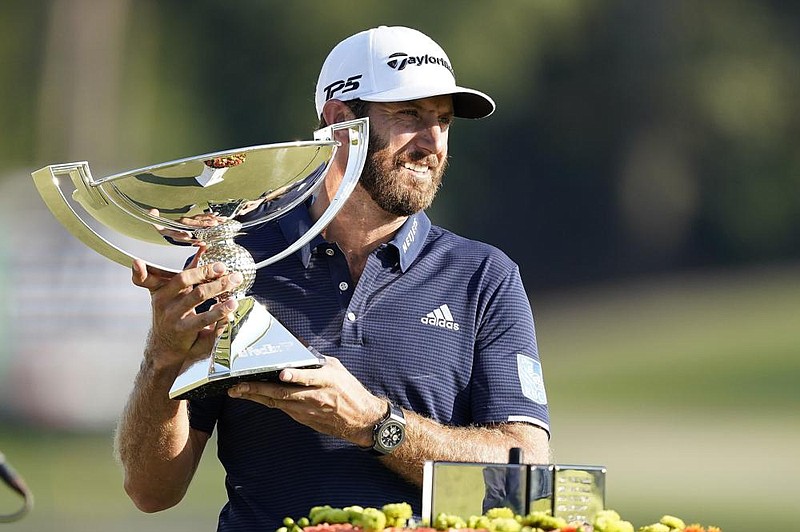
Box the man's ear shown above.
[321,99,355,125]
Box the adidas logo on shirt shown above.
[421,304,460,331]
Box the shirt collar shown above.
[388,211,431,272]
[277,203,324,268]
[277,206,431,271]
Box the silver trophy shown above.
[423,459,606,525]
[31,118,369,400]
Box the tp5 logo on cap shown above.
[314,26,495,120]
[323,75,363,102]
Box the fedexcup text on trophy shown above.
[237,342,295,359]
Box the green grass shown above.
[1,265,798,531]
[540,267,800,411]
[0,429,225,531]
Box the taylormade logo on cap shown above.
[386,52,455,76]
[315,26,495,120]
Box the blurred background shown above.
[1,1,798,531]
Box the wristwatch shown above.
[366,400,406,455]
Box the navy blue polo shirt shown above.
[189,206,549,532]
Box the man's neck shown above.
[311,185,406,283]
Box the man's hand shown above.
[226,355,551,488]
[227,356,386,447]
[131,257,243,372]
[148,208,222,245]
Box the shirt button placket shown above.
[342,309,359,345]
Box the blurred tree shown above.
[35,0,131,168]
[2,0,799,290]
[0,0,49,166]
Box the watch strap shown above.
[359,400,406,455]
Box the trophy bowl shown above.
[31,118,369,400]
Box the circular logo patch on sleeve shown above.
[517,354,548,405]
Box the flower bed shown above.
[277,503,721,532]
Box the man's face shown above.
[359,96,453,217]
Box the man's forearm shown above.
[382,411,551,486]
[113,352,204,512]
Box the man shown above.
[115,25,550,531]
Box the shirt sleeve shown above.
[470,264,550,435]
[188,394,225,435]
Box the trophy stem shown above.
[210,296,269,372]
[168,219,326,400]
[195,220,256,299]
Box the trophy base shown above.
[168,297,325,400]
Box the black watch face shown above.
[378,420,405,450]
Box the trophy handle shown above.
[253,117,369,269]
[31,162,178,274]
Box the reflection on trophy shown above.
[31,118,369,400]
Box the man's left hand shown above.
[227,356,386,447]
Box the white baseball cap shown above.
[315,26,495,119]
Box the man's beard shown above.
[358,130,448,217]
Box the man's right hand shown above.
[131,257,243,373]
[148,208,222,246]
[117,256,226,512]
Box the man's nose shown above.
[415,120,447,155]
